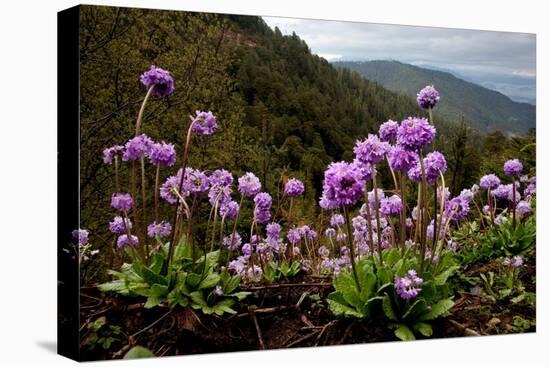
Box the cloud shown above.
[262,16,536,104]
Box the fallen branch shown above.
[287,330,320,347]
[448,319,482,336]
[249,308,265,350]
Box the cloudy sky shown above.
[263,16,536,104]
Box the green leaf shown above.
[123,346,155,359]
[434,266,460,285]
[98,280,128,293]
[420,299,454,321]
[334,272,361,307]
[413,322,433,337]
[382,294,398,321]
[231,291,251,301]
[198,273,221,290]
[144,296,162,309]
[395,324,416,341]
[141,266,168,286]
[403,298,427,321]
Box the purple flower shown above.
[72,229,89,245]
[241,243,253,257]
[253,192,272,210]
[380,195,403,216]
[238,172,262,197]
[103,145,124,164]
[379,120,399,142]
[223,233,242,251]
[284,178,305,197]
[117,234,139,249]
[503,159,523,177]
[480,174,501,190]
[213,286,224,296]
[149,141,176,166]
[184,168,210,194]
[325,228,336,238]
[408,151,446,185]
[512,255,524,268]
[109,216,131,235]
[516,200,532,217]
[445,196,470,221]
[397,117,436,151]
[495,214,508,226]
[208,185,232,206]
[191,110,217,136]
[318,246,330,258]
[254,208,271,224]
[301,225,317,240]
[122,134,154,161]
[140,65,174,97]
[160,170,182,204]
[266,222,281,239]
[246,265,263,282]
[209,169,233,187]
[353,134,390,165]
[322,161,366,207]
[388,145,419,172]
[219,200,239,220]
[416,85,440,109]
[460,189,474,203]
[287,227,301,244]
[330,214,345,227]
[394,270,423,300]
[502,257,512,267]
[111,193,133,212]
[492,184,520,203]
[147,221,172,238]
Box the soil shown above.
[79,259,536,361]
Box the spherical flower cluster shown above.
[524,177,536,197]
[208,185,232,206]
[480,174,501,190]
[284,178,305,197]
[223,233,242,251]
[492,184,520,203]
[503,159,523,177]
[117,234,139,249]
[266,222,281,239]
[516,200,532,217]
[160,170,182,204]
[408,151,446,185]
[109,216,131,235]
[353,134,390,165]
[219,200,239,220]
[111,193,133,211]
[394,270,423,299]
[147,221,172,238]
[379,120,399,142]
[209,169,233,187]
[191,110,217,136]
[184,168,210,194]
[254,192,272,224]
[287,227,301,244]
[388,145,419,172]
[301,225,317,240]
[321,161,366,208]
[72,229,89,245]
[140,65,174,97]
[238,172,262,197]
[330,214,345,228]
[445,196,470,221]
[416,85,440,109]
[459,188,475,203]
[397,117,436,151]
[149,141,176,166]
[325,228,336,238]
[380,195,403,216]
[123,134,154,161]
[103,145,124,164]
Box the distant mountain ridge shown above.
[334,60,536,135]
